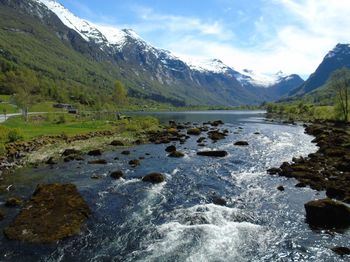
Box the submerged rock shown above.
[142,173,165,183]
[234,141,249,146]
[129,159,140,167]
[4,184,90,243]
[197,151,228,157]
[168,151,185,158]
[88,159,107,165]
[304,199,350,229]
[110,170,124,179]
[121,150,130,155]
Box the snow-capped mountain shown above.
[290,43,350,96]
[0,0,304,105]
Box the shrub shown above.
[7,128,23,142]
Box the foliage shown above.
[7,128,23,142]
[329,68,350,122]
[113,80,128,107]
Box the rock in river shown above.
[88,159,107,165]
[197,151,228,157]
[88,149,102,156]
[187,128,201,136]
[234,141,249,146]
[4,184,90,243]
[304,198,350,229]
[168,151,185,158]
[142,173,165,183]
[331,246,350,256]
[110,170,124,179]
[165,145,176,153]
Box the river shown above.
[0,111,349,262]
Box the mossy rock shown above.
[4,184,90,243]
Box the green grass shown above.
[1,114,159,142]
[0,95,12,102]
[0,102,18,114]
[29,102,65,113]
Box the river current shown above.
[0,111,349,262]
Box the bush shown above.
[7,128,23,142]
[56,114,66,124]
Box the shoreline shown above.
[268,121,350,203]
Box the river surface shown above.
[0,111,349,262]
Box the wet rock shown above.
[88,159,107,165]
[91,174,103,179]
[277,185,285,191]
[212,196,227,206]
[331,246,350,256]
[254,132,261,135]
[187,128,201,136]
[208,131,226,141]
[4,184,90,243]
[326,187,346,200]
[129,159,140,167]
[295,182,307,188]
[121,150,130,155]
[197,137,206,143]
[0,209,4,220]
[304,199,350,229]
[62,149,81,156]
[267,168,281,175]
[198,143,206,147]
[234,141,249,146]
[168,151,185,158]
[110,140,124,146]
[64,155,84,162]
[165,145,177,153]
[133,139,143,145]
[5,197,22,207]
[88,149,102,156]
[142,173,165,183]
[197,151,228,157]
[110,170,124,179]
[46,157,57,165]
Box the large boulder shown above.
[62,149,81,156]
[304,199,350,229]
[197,151,228,157]
[4,184,90,243]
[165,145,176,153]
[110,140,124,146]
[142,173,165,183]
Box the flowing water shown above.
[0,111,349,262]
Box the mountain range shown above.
[0,0,348,107]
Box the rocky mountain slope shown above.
[0,0,304,106]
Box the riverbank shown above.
[0,115,161,178]
[268,121,350,203]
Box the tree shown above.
[329,68,350,122]
[113,80,128,106]
[9,70,39,121]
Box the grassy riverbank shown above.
[0,113,160,157]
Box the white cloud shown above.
[91,1,350,78]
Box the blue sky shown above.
[59,0,350,78]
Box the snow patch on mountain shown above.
[234,69,287,87]
[183,58,232,74]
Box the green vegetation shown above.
[329,68,350,122]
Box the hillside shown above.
[0,0,304,107]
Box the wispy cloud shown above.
[87,0,350,77]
